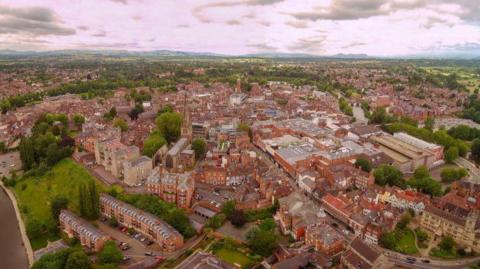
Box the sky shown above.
[0,0,479,56]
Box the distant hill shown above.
[0,49,478,60]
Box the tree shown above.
[408,171,443,197]
[221,200,236,219]
[373,165,405,187]
[51,196,69,224]
[379,232,396,250]
[246,227,278,256]
[354,157,372,172]
[444,146,459,163]
[88,181,100,220]
[413,166,430,179]
[97,241,123,265]
[26,219,44,240]
[259,218,276,231]
[78,184,87,218]
[229,209,247,227]
[472,138,480,162]
[441,168,468,183]
[156,112,183,143]
[207,213,226,229]
[424,117,435,130]
[113,118,128,132]
[158,104,173,115]
[65,250,91,269]
[72,114,85,129]
[191,138,207,160]
[142,132,167,157]
[396,215,411,230]
[439,236,455,252]
[19,137,35,170]
[31,248,74,269]
[103,107,117,121]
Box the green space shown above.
[380,214,419,255]
[12,158,105,249]
[395,229,419,254]
[215,248,252,267]
[210,239,259,268]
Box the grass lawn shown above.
[215,247,252,267]
[13,158,105,249]
[394,229,418,255]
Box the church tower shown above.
[181,91,193,142]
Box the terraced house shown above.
[99,194,184,252]
[59,210,110,252]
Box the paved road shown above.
[455,157,480,182]
[383,249,480,269]
[0,188,29,269]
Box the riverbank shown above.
[0,181,32,268]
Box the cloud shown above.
[110,0,128,4]
[0,5,75,36]
[77,25,89,31]
[341,42,366,49]
[287,36,326,53]
[257,21,271,26]
[177,24,189,28]
[285,0,432,21]
[285,20,308,28]
[243,12,256,19]
[192,0,284,23]
[248,43,277,51]
[0,5,57,22]
[226,19,241,25]
[92,30,107,37]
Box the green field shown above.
[215,248,253,267]
[394,229,419,254]
[13,158,105,249]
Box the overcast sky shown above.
[0,0,479,56]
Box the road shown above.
[383,249,480,269]
[455,157,480,182]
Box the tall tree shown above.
[78,184,87,218]
[19,137,35,170]
[88,181,100,220]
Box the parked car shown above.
[123,256,131,262]
[144,252,154,256]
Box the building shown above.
[393,132,444,161]
[59,210,110,252]
[420,203,480,252]
[276,191,321,240]
[341,237,392,269]
[94,137,140,178]
[165,138,192,172]
[147,168,195,209]
[370,134,437,173]
[305,224,345,256]
[99,194,184,252]
[122,156,153,186]
[229,92,247,106]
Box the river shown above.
[0,187,29,269]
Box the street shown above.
[455,157,480,182]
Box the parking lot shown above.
[96,221,164,266]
